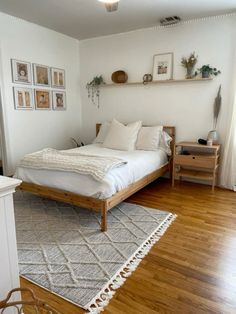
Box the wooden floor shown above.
[21,179,236,314]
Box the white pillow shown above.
[136,126,163,151]
[103,119,142,151]
[159,131,173,155]
[93,121,111,144]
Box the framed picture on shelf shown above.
[52,91,66,110]
[152,53,173,81]
[35,89,51,110]
[13,87,34,110]
[33,64,51,86]
[11,59,32,84]
[51,67,65,88]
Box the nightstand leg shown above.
[172,168,175,187]
[212,172,216,191]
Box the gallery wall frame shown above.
[51,67,65,89]
[11,59,32,85]
[34,89,52,110]
[13,87,34,110]
[52,91,66,110]
[33,63,51,87]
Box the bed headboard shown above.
[96,123,176,157]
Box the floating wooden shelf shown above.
[102,77,213,87]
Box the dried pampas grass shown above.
[213,85,222,129]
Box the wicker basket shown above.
[0,288,61,314]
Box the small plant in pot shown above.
[198,65,221,78]
[86,75,105,108]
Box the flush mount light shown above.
[98,0,120,12]
[98,0,120,3]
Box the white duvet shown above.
[14,144,168,199]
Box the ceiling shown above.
[0,0,235,40]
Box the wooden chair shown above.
[0,288,61,314]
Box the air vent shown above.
[105,2,119,12]
[160,16,181,26]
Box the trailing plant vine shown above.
[86,75,105,108]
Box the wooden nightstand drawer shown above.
[175,154,217,169]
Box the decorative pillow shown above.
[103,119,142,151]
[136,126,163,151]
[93,121,111,144]
[159,131,173,155]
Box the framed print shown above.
[35,89,51,110]
[13,87,34,110]
[51,67,65,88]
[152,53,173,81]
[52,91,66,110]
[33,64,51,86]
[11,59,32,84]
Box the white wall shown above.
[79,15,236,145]
[0,12,235,174]
[0,12,81,175]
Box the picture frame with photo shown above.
[51,67,65,89]
[33,64,51,87]
[13,87,34,110]
[11,59,32,84]
[35,89,51,110]
[52,91,66,110]
[152,53,173,81]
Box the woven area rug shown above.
[14,191,176,313]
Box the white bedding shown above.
[14,144,168,199]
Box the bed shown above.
[16,124,175,231]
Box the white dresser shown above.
[0,176,21,301]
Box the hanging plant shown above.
[86,75,105,108]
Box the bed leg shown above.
[101,204,107,232]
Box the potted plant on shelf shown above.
[86,75,105,108]
[181,52,198,79]
[198,65,221,78]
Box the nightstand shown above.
[172,141,220,190]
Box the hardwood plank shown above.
[21,179,236,313]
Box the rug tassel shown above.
[85,213,177,314]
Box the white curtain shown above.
[220,39,236,189]
[220,93,236,189]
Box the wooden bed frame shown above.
[18,124,175,231]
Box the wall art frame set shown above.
[11,59,66,110]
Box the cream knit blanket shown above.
[18,148,127,182]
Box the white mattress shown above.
[14,144,168,199]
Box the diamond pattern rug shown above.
[14,191,176,313]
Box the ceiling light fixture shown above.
[98,0,120,12]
